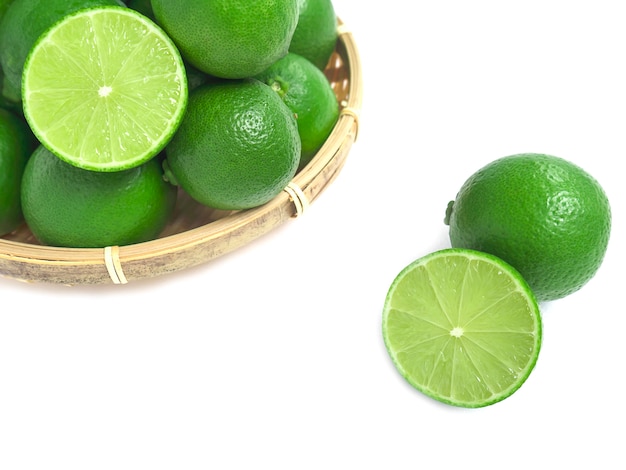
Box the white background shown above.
[1,1,624,468]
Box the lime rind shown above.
[22,6,188,172]
[382,248,542,408]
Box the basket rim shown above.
[0,19,363,284]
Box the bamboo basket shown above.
[0,20,363,286]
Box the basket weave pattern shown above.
[0,21,363,285]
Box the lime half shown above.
[382,249,542,408]
[22,6,187,172]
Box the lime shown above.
[185,62,225,93]
[151,0,299,79]
[0,108,35,235]
[125,0,153,19]
[0,66,21,112]
[0,0,14,108]
[163,79,301,211]
[0,0,123,102]
[255,52,339,169]
[0,0,13,33]
[0,0,13,103]
[445,153,612,302]
[21,145,177,248]
[289,0,338,70]
[0,0,12,19]
[22,6,187,172]
[382,249,542,408]
[0,77,20,108]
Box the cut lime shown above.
[22,6,187,172]
[382,249,542,408]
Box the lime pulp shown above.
[22,6,187,172]
[382,248,542,408]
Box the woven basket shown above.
[0,20,362,286]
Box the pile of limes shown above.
[0,0,340,247]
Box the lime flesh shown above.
[382,249,542,408]
[22,6,187,172]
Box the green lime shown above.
[21,6,187,172]
[0,0,13,104]
[151,0,299,79]
[0,0,11,15]
[21,145,177,248]
[0,108,35,235]
[0,0,13,26]
[255,52,339,169]
[0,0,18,109]
[382,248,542,408]
[0,0,123,102]
[0,66,21,112]
[163,79,301,211]
[289,0,338,70]
[125,0,153,19]
[0,77,20,108]
[445,153,612,302]
[185,62,225,93]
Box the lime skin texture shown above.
[151,0,299,79]
[445,153,611,302]
[255,52,339,169]
[0,108,36,235]
[164,79,301,211]
[21,145,177,248]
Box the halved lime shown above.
[22,6,187,172]
[382,249,542,408]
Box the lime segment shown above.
[382,249,542,408]
[22,6,187,171]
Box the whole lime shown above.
[444,153,612,302]
[255,52,338,168]
[0,108,35,235]
[163,79,301,210]
[289,0,338,70]
[151,0,299,79]
[21,145,177,248]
